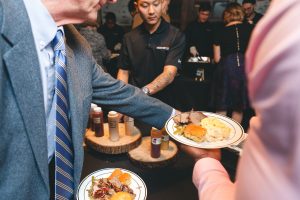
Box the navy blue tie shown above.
[52,29,74,200]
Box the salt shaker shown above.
[124,115,134,136]
[108,111,119,142]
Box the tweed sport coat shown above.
[0,0,173,199]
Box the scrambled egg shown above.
[200,117,231,142]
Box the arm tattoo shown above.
[149,71,176,94]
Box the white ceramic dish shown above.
[77,168,147,200]
[165,112,245,149]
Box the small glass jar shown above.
[160,128,170,150]
[195,67,205,82]
[124,115,134,136]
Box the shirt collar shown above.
[23,0,58,50]
[141,18,168,35]
[155,18,168,34]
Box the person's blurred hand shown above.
[190,46,199,57]
[180,144,221,162]
[114,43,122,51]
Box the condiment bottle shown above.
[124,115,134,136]
[160,128,170,150]
[88,103,97,129]
[195,67,205,82]
[108,111,119,142]
[93,107,104,137]
[151,127,162,158]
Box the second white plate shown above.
[165,112,245,149]
[77,168,147,200]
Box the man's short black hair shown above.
[105,12,116,22]
[128,0,135,13]
[199,2,212,12]
[242,0,256,4]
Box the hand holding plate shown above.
[180,144,221,162]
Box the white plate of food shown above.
[165,111,245,149]
[77,168,147,200]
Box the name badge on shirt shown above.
[156,46,170,50]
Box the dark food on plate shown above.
[88,169,135,200]
[173,111,207,125]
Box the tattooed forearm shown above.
[147,68,177,94]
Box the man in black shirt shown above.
[242,0,263,25]
[98,12,125,52]
[98,12,125,78]
[185,2,214,58]
[117,0,185,104]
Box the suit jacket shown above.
[0,0,173,199]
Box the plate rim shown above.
[76,168,147,200]
[165,111,245,149]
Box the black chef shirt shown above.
[185,21,214,57]
[118,19,185,88]
[98,24,124,52]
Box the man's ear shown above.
[134,1,139,13]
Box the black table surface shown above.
[80,123,239,200]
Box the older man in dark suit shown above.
[0,0,176,199]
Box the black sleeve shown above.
[118,36,131,70]
[184,23,192,47]
[244,24,254,49]
[213,26,221,46]
[117,26,125,44]
[164,31,186,70]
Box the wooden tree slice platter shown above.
[128,136,178,168]
[85,123,142,154]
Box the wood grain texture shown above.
[85,123,142,154]
[128,136,178,168]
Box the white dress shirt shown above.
[23,0,60,162]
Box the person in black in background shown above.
[185,2,214,58]
[241,0,262,129]
[212,3,253,125]
[98,12,125,52]
[98,12,125,78]
[242,0,263,25]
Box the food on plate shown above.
[118,173,131,185]
[183,124,207,142]
[107,168,131,185]
[200,117,231,142]
[88,169,135,200]
[110,192,134,200]
[173,112,231,143]
[173,111,207,125]
[108,168,123,181]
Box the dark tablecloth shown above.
[170,75,213,112]
[81,124,239,200]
